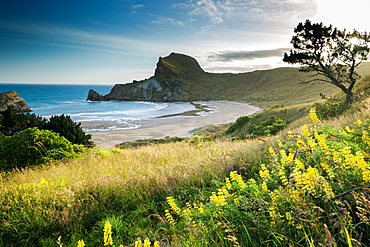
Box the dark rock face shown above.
[86,53,201,102]
[87,89,104,101]
[0,91,31,112]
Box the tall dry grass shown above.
[0,139,266,246]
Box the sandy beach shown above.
[84,101,262,148]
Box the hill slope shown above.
[88,53,370,108]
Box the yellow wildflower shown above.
[210,190,227,207]
[143,238,151,247]
[278,168,289,186]
[268,146,276,156]
[261,181,270,193]
[229,171,246,189]
[309,108,321,125]
[362,130,370,146]
[77,240,85,247]
[301,125,311,138]
[277,140,284,147]
[287,131,294,137]
[165,209,176,225]
[362,170,370,184]
[198,206,205,214]
[225,178,232,190]
[38,178,49,188]
[259,164,271,182]
[296,138,305,149]
[345,126,354,133]
[234,196,240,205]
[166,196,181,214]
[135,238,143,247]
[314,132,330,153]
[320,162,335,179]
[103,221,113,246]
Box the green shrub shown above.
[43,114,93,147]
[0,127,82,171]
[269,104,285,109]
[314,101,350,120]
[0,108,93,147]
[225,116,250,134]
[0,106,46,135]
[247,115,289,136]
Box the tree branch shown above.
[333,186,370,199]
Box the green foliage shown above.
[314,101,350,120]
[269,104,286,109]
[0,106,46,135]
[225,115,250,134]
[4,103,370,246]
[0,108,93,147]
[159,115,370,246]
[0,127,82,171]
[284,19,370,101]
[187,135,215,143]
[225,105,310,139]
[43,114,93,147]
[247,115,289,136]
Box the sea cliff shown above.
[88,53,204,102]
[0,90,31,112]
[87,52,346,107]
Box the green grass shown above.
[3,103,370,246]
[2,70,370,246]
[0,140,265,246]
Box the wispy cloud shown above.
[131,4,144,9]
[204,64,275,73]
[173,0,317,28]
[190,0,224,23]
[150,16,185,26]
[0,21,165,56]
[208,48,290,62]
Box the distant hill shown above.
[88,53,370,108]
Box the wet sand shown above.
[84,101,262,148]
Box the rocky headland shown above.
[88,52,370,107]
[0,90,31,112]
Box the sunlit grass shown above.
[158,109,370,246]
[0,139,266,246]
[2,76,370,246]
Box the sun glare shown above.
[313,0,369,31]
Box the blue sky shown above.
[1,0,369,85]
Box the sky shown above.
[0,0,369,85]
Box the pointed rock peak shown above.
[87,89,104,101]
[154,52,204,79]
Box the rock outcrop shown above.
[0,91,31,112]
[87,52,352,106]
[87,53,204,102]
[87,89,104,101]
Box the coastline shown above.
[85,101,262,148]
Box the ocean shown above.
[0,84,199,131]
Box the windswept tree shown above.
[283,19,370,102]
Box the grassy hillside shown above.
[3,74,370,245]
[3,95,370,245]
[188,62,370,108]
[2,64,370,246]
[103,52,370,108]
